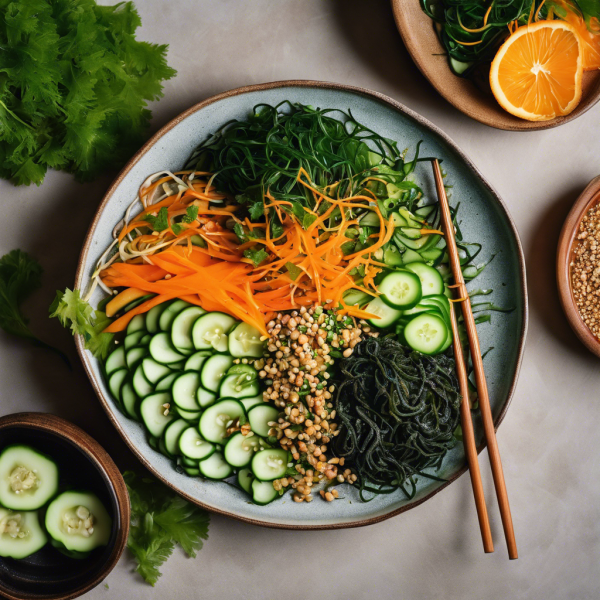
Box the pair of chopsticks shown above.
[431,160,518,560]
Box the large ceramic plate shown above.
[75,81,528,529]
[392,1,600,131]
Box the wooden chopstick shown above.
[448,302,494,554]
[432,159,518,560]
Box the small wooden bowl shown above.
[0,413,129,600]
[557,176,600,357]
[391,0,600,131]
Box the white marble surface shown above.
[0,1,598,598]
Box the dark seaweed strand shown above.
[185,101,433,207]
[333,337,461,501]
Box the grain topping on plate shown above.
[572,205,600,338]
[255,305,367,502]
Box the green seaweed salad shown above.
[421,0,600,77]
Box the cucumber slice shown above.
[126,346,148,369]
[251,479,278,505]
[124,331,146,350]
[140,334,152,345]
[146,303,167,334]
[402,248,424,264]
[179,456,198,468]
[228,322,264,358]
[158,437,173,459]
[404,312,448,355]
[378,270,422,309]
[198,451,232,480]
[240,395,263,412]
[174,407,202,423]
[192,312,237,352]
[45,491,111,557]
[364,296,402,328]
[404,262,444,296]
[149,332,185,364]
[247,404,279,438]
[342,289,373,308]
[142,357,172,385]
[172,372,201,411]
[0,508,47,558]
[172,306,206,352]
[227,364,257,376]
[183,467,201,477]
[196,386,217,408]
[159,300,191,331]
[163,420,190,458]
[132,364,153,397]
[140,392,176,437]
[218,373,260,399]
[120,380,140,420]
[251,449,288,481]
[224,432,268,468]
[0,446,59,511]
[184,350,212,372]
[155,372,179,392]
[127,314,146,335]
[383,245,403,267]
[108,368,128,403]
[200,354,234,392]
[199,399,245,444]
[105,346,126,376]
[237,468,254,494]
[178,427,215,461]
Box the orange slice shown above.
[562,10,600,70]
[490,21,583,121]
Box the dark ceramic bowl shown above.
[0,413,129,600]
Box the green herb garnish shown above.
[243,247,269,266]
[124,471,210,586]
[145,207,170,232]
[0,0,176,186]
[50,288,113,359]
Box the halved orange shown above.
[490,21,583,121]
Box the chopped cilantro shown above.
[243,247,269,266]
[183,206,199,223]
[285,262,303,281]
[144,207,170,232]
[249,201,265,220]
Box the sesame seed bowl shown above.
[557,175,600,358]
[75,81,527,529]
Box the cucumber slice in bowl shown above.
[224,432,268,468]
[0,446,59,511]
[163,418,190,456]
[247,404,279,437]
[192,312,237,352]
[172,372,201,411]
[159,299,191,331]
[251,479,278,505]
[105,346,126,376]
[218,373,260,399]
[377,270,422,309]
[200,354,234,392]
[140,392,176,437]
[149,332,185,365]
[364,296,402,329]
[198,451,233,480]
[251,449,289,481]
[404,262,444,296]
[178,427,215,461]
[45,491,111,558]
[404,312,449,355]
[0,508,47,558]
[237,468,254,494]
[184,350,212,372]
[172,306,205,352]
[228,322,265,357]
[199,399,245,444]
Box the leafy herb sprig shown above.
[124,471,210,586]
[0,0,176,186]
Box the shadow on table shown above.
[526,184,593,357]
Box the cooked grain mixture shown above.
[572,206,600,337]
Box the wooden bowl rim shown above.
[557,176,600,357]
[73,79,528,530]
[391,0,600,132]
[0,413,130,600]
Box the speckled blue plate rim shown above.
[74,80,528,531]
